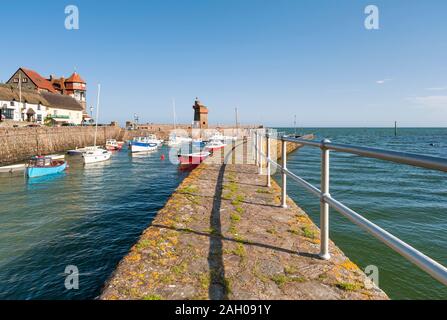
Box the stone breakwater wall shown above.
[0,126,126,165]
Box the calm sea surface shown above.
[0,129,446,299]
[274,128,447,300]
[0,146,188,299]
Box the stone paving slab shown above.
[101,141,388,300]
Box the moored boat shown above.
[167,135,192,147]
[0,163,26,174]
[192,139,205,148]
[130,137,158,153]
[82,148,112,164]
[67,146,98,155]
[26,156,67,178]
[47,154,65,160]
[147,134,163,147]
[178,151,210,165]
[82,84,112,164]
[105,139,122,151]
[205,140,226,152]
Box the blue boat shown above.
[26,156,68,178]
[192,140,205,148]
[130,137,158,153]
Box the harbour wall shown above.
[0,126,127,165]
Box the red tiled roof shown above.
[66,72,86,83]
[21,68,57,93]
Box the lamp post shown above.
[134,113,139,130]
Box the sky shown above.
[1,0,447,127]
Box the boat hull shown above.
[206,145,226,152]
[26,161,67,178]
[83,152,111,164]
[130,142,158,153]
[178,152,210,165]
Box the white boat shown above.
[82,148,111,164]
[105,139,122,151]
[146,134,163,147]
[130,137,158,153]
[47,154,65,160]
[205,140,226,152]
[167,135,192,147]
[0,163,26,174]
[67,146,98,155]
[82,84,112,164]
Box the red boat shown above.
[105,139,122,151]
[205,141,226,152]
[178,152,210,165]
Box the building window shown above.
[22,78,28,83]
[10,101,15,106]
[4,109,14,119]
[13,78,19,83]
[53,110,58,116]
[36,114,42,122]
[37,104,41,111]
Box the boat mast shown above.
[94,84,101,147]
[173,98,177,132]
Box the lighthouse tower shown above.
[192,97,209,129]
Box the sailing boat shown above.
[82,84,112,164]
[167,98,192,147]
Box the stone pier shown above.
[100,139,387,300]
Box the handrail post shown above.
[252,130,255,161]
[281,137,287,208]
[266,133,271,187]
[259,134,263,174]
[319,138,331,260]
[253,131,258,165]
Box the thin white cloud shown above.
[376,78,392,85]
[408,95,447,109]
[425,86,447,91]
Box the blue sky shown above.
[1,0,447,127]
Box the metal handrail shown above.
[250,130,447,287]
[283,136,447,172]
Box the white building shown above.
[0,84,83,125]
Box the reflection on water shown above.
[0,146,187,299]
[26,172,67,188]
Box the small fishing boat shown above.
[205,140,226,152]
[130,137,158,153]
[192,139,206,148]
[178,151,210,165]
[47,154,65,160]
[105,139,122,151]
[83,148,111,164]
[0,163,26,174]
[67,146,98,155]
[26,156,67,178]
[167,135,192,147]
[147,134,164,147]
